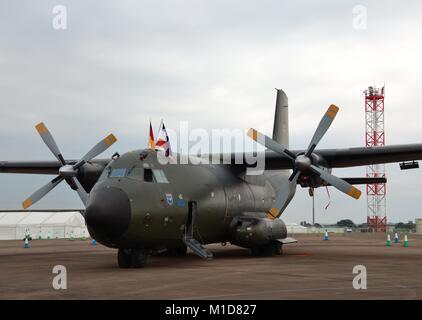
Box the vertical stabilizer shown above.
[272,89,289,148]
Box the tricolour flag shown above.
[155,120,172,157]
[148,120,155,150]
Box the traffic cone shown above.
[91,239,97,245]
[24,237,30,249]
[404,235,409,247]
[394,232,399,244]
[386,234,391,246]
[323,230,329,241]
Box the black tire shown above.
[131,249,147,268]
[250,247,259,256]
[117,249,131,268]
[261,245,274,257]
[251,244,273,257]
[274,242,283,255]
[173,245,188,256]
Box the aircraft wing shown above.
[0,159,110,175]
[0,161,68,174]
[316,144,422,168]
[261,143,422,169]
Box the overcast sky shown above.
[1,0,422,224]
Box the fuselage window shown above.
[109,168,126,178]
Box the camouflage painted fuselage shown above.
[86,149,291,250]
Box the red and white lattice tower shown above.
[365,85,387,232]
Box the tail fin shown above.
[272,88,289,148]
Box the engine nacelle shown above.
[230,216,287,248]
[294,152,331,188]
[77,162,107,192]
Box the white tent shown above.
[0,211,89,240]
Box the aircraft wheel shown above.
[250,247,258,256]
[251,245,273,257]
[175,245,187,256]
[131,249,148,268]
[273,242,283,255]
[117,249,131,268]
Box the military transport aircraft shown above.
[1,89,422,268]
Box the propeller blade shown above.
[310,165,361,199]
[267,170,300,220]
[247,128,295,160]
[305,104,339,157]
[288,168,299,181]
[70,177,88,206]
[35,123,66,165]
[22,176,64,209]
[74,134,117,169]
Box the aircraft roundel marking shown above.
[165,193,173,206]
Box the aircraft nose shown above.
[85,187,131,239]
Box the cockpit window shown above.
[152,169,169,183]
[100,165,169,183]
[109,168,126,178]
[143,168,169,183]
[127,167,143,178]
[144,168,153,182]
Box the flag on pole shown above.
[148,120,155,150]
[155,120,172,157]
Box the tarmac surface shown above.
[1,233,421,299]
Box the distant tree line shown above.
[336,219,356,228]
[299,221,322,228]
[299,219,415,231]
[394,221,415,231]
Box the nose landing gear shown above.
[117,248,148,268]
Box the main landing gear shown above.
[118,248,148,268]
[250,242,283,257]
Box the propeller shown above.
[22,123,117,209]
[247,104,361,220]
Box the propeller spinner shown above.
[248,104,361,220]
[22,123,117,209]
